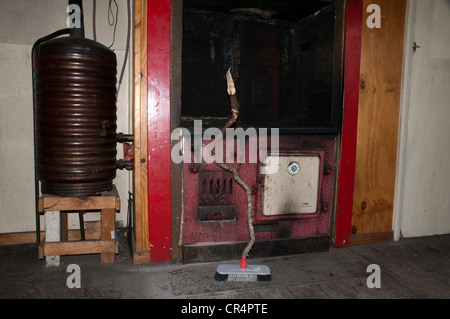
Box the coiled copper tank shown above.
[33,37,117,196]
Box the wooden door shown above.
[350,0,407,245]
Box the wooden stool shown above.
[38,186,120,266]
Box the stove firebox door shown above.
[263,155,321,216]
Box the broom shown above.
[214,69,272,282]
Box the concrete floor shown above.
[0,232,449,299]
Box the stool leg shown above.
[100,208,115,263]
[60,212,68,242]
[79,212,85,240]
[45,211,60,267]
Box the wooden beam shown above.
[38,186,120,212]
[334,0,363,247]
[100,208,116,263]
[43,240,117,257]
[147,0,172,263]
[133,0,150,262]
[39,196,118,212]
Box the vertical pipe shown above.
[68,0,85,38]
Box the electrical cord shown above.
[107,0,118,49]
[117,0,130,97]
[92,0,129,97]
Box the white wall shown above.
[395,0,450,239]
[0,0,132,233]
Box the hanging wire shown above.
[107,0,119,49]
[91,0,129,96]
[117,0,130,97]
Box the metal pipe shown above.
[68,0,85,38]
[116,133,134,143]
[116,160,134,170]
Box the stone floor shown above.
[0,232,449,300]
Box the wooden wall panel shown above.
[351,0,407,244]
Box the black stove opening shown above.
[181,0,344,134]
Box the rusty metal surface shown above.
[199,170,234,206]
[198,205,236,222]
[196,170,236,222]
[182,135,336,246]
[33,37,117,196]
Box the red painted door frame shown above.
[334,0,363,247]
[147,0,172,262]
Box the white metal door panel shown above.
[263,155,320,216]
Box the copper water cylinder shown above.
[33,37,117,196]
